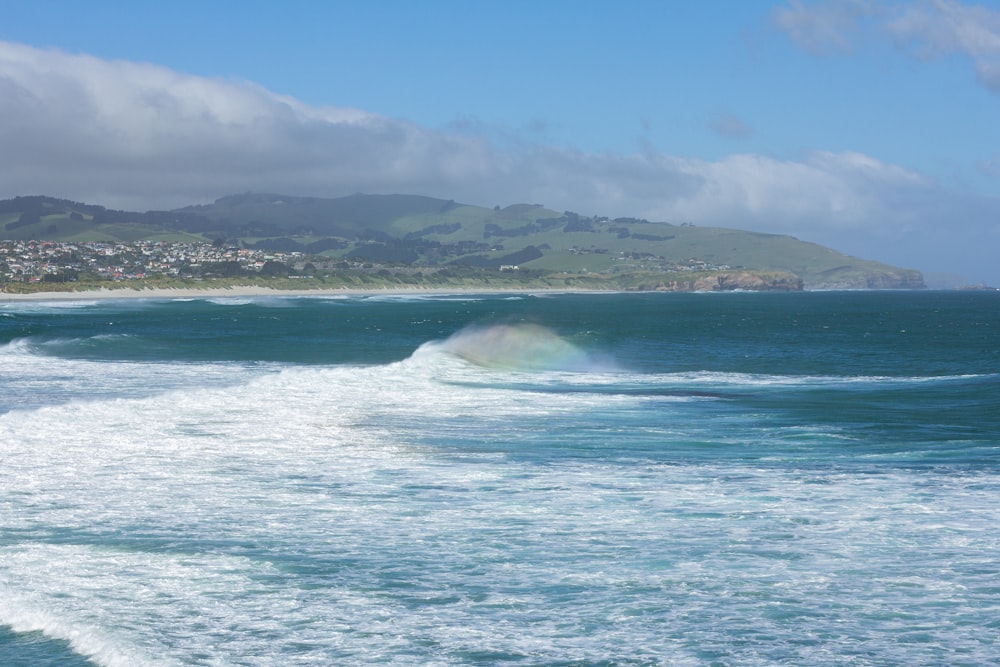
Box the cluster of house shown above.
[0,240,303,283]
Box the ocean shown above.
[1,290,998,666]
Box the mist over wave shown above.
[422,323,619,372]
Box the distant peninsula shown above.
[1,194,925,294]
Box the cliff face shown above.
[630,271,804,292]
[627,266,926,292]
[691,271,805,292]
[806,267,926,290]
[862,270,926,289]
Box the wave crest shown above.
[426,323,615,372]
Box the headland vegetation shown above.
[1,193,927,297]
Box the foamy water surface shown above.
[2,292,998,665]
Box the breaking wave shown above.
[418,323,618,372]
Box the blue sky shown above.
[2,0,999,285]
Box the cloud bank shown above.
[0,40,997,283]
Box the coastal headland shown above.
[2,195,927,292]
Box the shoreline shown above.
[1,284,953,303]
[0,285,594,302]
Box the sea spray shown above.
[428,322,617,372]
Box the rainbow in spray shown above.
[431,323,613,372]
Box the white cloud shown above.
[774,0,1000,92]
[0,42,495,208]
[889,0,1000,91]
[772,0,877,55]
[1,40,998,283]
[616,151,933,233]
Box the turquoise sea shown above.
[1,291,998,665]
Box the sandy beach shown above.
[0,285,577,302]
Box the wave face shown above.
[1,291,999,665]
[426,322,617,371]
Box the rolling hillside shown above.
[1,194,925,289]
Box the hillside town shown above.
[0,240,306,284]
[1,239,744,288]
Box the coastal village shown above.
[0,239,741,288]
[0,240,308,285]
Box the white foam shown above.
[0,339,276,422]
[0,299,101,311]
[1,589,167,667]
[205,297,254,306]
[636,370,989,388]
[3,341,999,664]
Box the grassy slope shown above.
[2,195,923,288]
[384,207,916,287]
[1,212,206,243]
[180,193,454,237]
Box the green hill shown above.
[0,194,925,290]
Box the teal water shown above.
[1,291,998,665]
